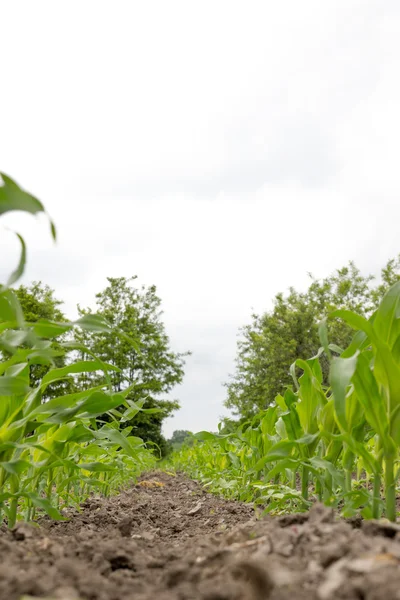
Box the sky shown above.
[1,1,400,437]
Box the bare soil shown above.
[1,472,400,600]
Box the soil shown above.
[1,472,400,600]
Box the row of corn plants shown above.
[0,174,156,526]
[169,279,400,521]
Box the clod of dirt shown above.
[308,503,334,523]
[231,559,275,599]
[319,541,349,567]
[277,512,309,527]
[117,516,133,537]
[12,522,38,541]
[187,501,204,516]
[361,519,400,538]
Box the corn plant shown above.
[0,174,156,526]
[169,280,400,521]
[328,281,400,521]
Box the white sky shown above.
[1,1,400,437]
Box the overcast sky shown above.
[1,1,400,436]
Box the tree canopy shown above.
[75,277,189,455]
[169,430,193,451]
[14,277,188,455]
[16,282,65,323]
[224,256,400,420]
[14,282,73,398]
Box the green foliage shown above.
[170,279,400,522]
[12,283,75,399]
[168,430,194,451]
[74,277,189,456]
[0,174,156,527]
[225,260,400,420]
[15,283,65,323]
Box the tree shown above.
[169,430,193,450]
[14,282,75,398]
[225,256,400,420]
[16,282,65,323]
[76,277,189,455]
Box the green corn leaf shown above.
[253,440,298,471]
[295,358,325,434]
[275,416,286,439]
[372,281,400,347]
[308,456,346,489]
[331,309,375,339]
[296,432,320,445]
[0,376,30,396]
[391,334,400,364]
[74,314,112,332]
[76,391,126,418]
[5,362,30,379]
[318,319,331,359]
[283,388,298,408]
[334,304,400,420]
[195,431,231,441]
[289,360,299,390]
[260,405,279,436]
[20,492,64,520]
[0,296,17,322]
[281,405,302,441]
[341,330,369,358]
[42,360,120,387]
[329,343,344,354]
[30,319,72,338]
[0,459,32,475]
[30,386,105,417]
[79,462,116,472]
[0,173,56,239]
[0,329,30,351]
[373,347,400,416]
[339,433,380,475]
[330,354,358,431]
[318,397,339,435]
[6,232,26,286]
[0,173,45,215]
[351,354,393,451]
[265,458,300,479]
[94,426,136,456]
[0,289,24,326]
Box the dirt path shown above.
[1,472,400,600]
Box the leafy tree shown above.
[169,429,193,451]
[16,282,65,323]
[13,282,75,398]
[130,398,180,457]
[76,277,189,455]
[225,257,400,420]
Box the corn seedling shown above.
[0,174,156,526]
[169,281,400,521]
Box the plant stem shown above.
[345,470,352,493]
[301,465,309,500]
[385,456,396,522]
[8,477,19,529]
[372,473,381,519]
[324,470,333,503]
[315,477,322,502]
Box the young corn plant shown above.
[0,174,156,526]
[328,280,400,521]
[170,279,400,521]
